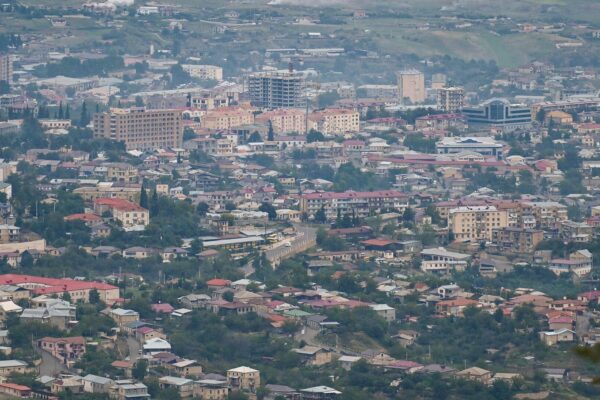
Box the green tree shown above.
[259,202,277,221]
[267,120,274,141]
[133,359,148,381]
[314,206,327,223]
[79,101,90,127]
[140,187,148,209]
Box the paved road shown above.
[36,346,70,376]
[126,336,141,362]
[265,225,317,266]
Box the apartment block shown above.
[181,64,223,81]
[300,190,408,220]
[523,201,568,229]
[93,108,183,151]
[420,247,471,274]
[201,107,255,130]
[248,71,303,108]
[0,54,12,84]
[437,87,465,112]
[448,206,509,242]
[491,227,544,254]
[255,108,306,134]
[308,109,360,135]
[397,69,425,104]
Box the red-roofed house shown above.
[0,382,31,398]
[64,213,103,225]
[578,290,600,304]
[436,298,479,316]
[151,303,175,314]
[207,279,232,289]
[0,274,119,303]
[94,198,149,229]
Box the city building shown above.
[0,53,12,85]
[93,198,149,230]
[397,70,425,104]
[415,113,466,131]
[299,190,408,220]
[227,366,260,393]
[308,109,360,135]
[248,71,304,108]
[109,380,150,400]
[255,109,307,134]
[463,98,532,131]
[437,87,465,112]
[201,107,255,130]
[93,108,183,151]
[181,64,223,81]
[420,247,471,273]
[38,336,86,365]
[0,225,19,243]
[523,201,568,229]
[0,274,119,303]
[435,136,504,159]
[448,206,509,243]
[491,227,544,254]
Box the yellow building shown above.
[545,110,573,125]
[93,108,183,151]
[308,108,360,135]
[227,366,260,393]
[181,64,223,81]
[94,198,149,229]
[397,69,425,104]
[201,107,255,130]
[255,109,306,134]
[448,206,508,242]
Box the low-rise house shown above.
[142,338,171,355]
[0,382,31,398]
[292,346,333,366]
[436,298,479,316]
[456,367,493,385]
[300,386,342,399]
[109,379,150,400]
[338,355,362,371]
[158,376,194,398]
[0,360,28,376]
[178,294,211,309]
[539,329,575,346]
[392,330,419,347]
[83,374,114,394]
[194,379,229,400]
[109,308,140,327]
[166,359,203,378]
[0,300,22,321]
[368,304,396,322]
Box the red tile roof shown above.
[206,278,231,287]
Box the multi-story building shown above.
[463,98,532,131]
[248,71,304,109]
[523,201,568,229]
[201,107,255,130]
[415,113,466,131]
[491,227,544,254]
[73,185,141,203]
[194,379,229,400]
[420,247,471,273]
[357,84,399,99]
[397,70,425,104]
[300,190,408,220]
[181,64,223,81]
[255,109,306,134]
[227,366,260,393]
[93,198,149,229]
[93,108,183,151]
[437,87,465,112]
[435,136,504,159]
[0,225,19,243]
[109,380,149,400]
[0,54,12,85]
[0,274,119,303]
[38,336,86,365]
[448,206,509,242]
[308,109,360,135]
[106,163,139,183]
[560,220,593,243]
